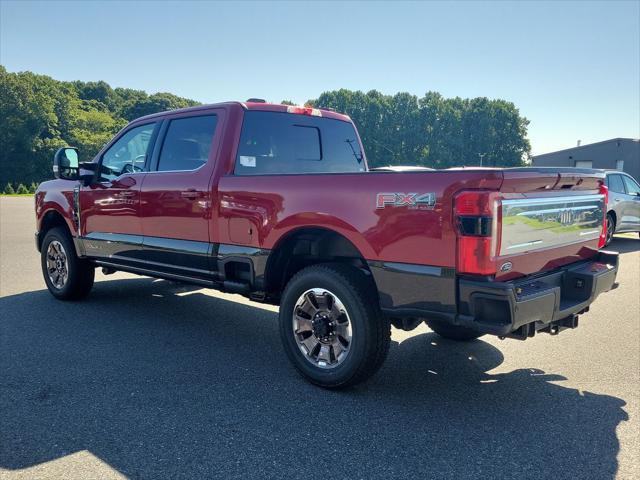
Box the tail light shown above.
[287,105,322,117]
[598,183,609,249]
[454,190,501,275]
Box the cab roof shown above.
[135,101,352,123]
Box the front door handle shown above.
[120,191,136,198]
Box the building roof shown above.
[532,138,639,159]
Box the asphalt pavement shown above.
[1,196,638,479]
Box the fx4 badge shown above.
[376,192,436,210]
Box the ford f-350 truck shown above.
[35,101,619,387]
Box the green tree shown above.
[16,183,29,194]
[0,65,199,186]
[120,92,199,121]
[3,183,15,194]
[1,65,531,186]
[73,80,117,110]
[310,88,530,168]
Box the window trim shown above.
[95,121,160,184]
[150,113,219,174]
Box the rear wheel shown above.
[425,319,483,341]
[41,227,94,300]
[605,213,615,246]
[279,264,390,388]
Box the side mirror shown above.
[53,147,79,180]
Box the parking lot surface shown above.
[1,196,639,479]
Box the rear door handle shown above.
[181,189,203,199]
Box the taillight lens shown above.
[598,183,609,249]
[455,190,500,275]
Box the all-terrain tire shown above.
[279,263,390,388]
[41,227,95,300]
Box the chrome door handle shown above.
[120,191,136,197]
[181,190,202,199]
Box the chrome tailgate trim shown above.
[500,194,604,256]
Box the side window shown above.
[235,111,364,175]
[622,175,640,195]
[608,174,625,194]
[100,123,156,182]
[157,115,218,172]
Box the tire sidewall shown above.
[279,266,373,386]
[606,213,615,246]
[41,228,81,299]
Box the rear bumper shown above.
[456,250,619,337]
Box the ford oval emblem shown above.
[500,262,513,272]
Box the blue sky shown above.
[1,0,638,155]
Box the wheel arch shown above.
[37,209,73,252]
[264,226,376,300]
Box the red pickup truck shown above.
[35,100,619,387]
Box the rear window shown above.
[234,111,365,175]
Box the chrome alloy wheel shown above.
[292,288,352,369]
[46,240,69,289]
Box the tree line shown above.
[309,89,530,169]
[1,66,531,189]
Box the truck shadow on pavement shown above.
[0,277,629,479]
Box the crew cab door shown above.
[139,110,223,277]
[80,122,159,260]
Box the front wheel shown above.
[279,264,390,388]
[41,227,95,300]
[425,319,483,341]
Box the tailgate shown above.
[495,168,606,280]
